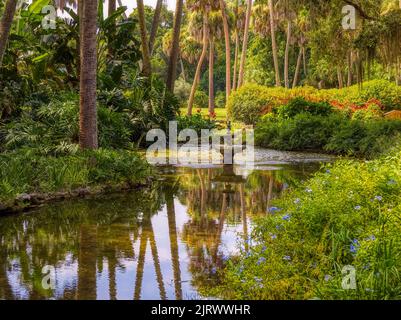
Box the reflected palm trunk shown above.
[134,227,147,300]
[266,177,274,212]
[240,184,249,252]
[0,251,13,299]
[108,256,117,300]
[166,192,182,300]
[148,220,167,300]
[77,225,98,300]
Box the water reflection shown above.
[0,163,319,300]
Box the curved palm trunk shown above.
[292,46,302,88]
[237,0,253,88]
[79,0,98,150]
[0,0,18,68]
[187,17,209,116]
[149,0,163,55]
[269,0,281,87]
[136,0,152,77]
[284,20,291,88]
[219,0,231,101]
[166,0,184,92]
[208,37,215,115]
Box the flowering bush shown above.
[216,150,401,299]
[227,80,401,124]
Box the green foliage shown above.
[255,112,401,158]
[227,84,274,125]
[1,93,132,154]
[177,113,216,135]
[0,149,151,206]
[275,98,334,119]
[194,90,209,109]
[228,80,401,124]
[217,149,401,299]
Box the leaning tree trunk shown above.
[166,0,184,92]
[292,46,302,88]
[232,0,240,91]
[0,0,18,68]
[269,0,281,87]
[208,37,215,115]
[187,17,209,116]
[219,0,231,102]
[79,0,98,150]
[284,20,291,88]
[149,0,163,55]
[136,0,152,77]
[237,0,253,88]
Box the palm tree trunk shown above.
[292,46,302,88]
[108,0,116,15]
[347,50,353,87]
[269,0,281,86]
[0,0,18,68]
[337,66,344,89]
[284,20,291,88]
[136,0,152,77]
[302,46,307,76]
[149,0,163,55]
[208,37,215,115]
[187,16,209,116]
[232,0,240,91]
[166,0,184,92]
[232,30,240,91]
[237,0,253,88]
[180,54,186,81]
[79,0,98,150]
[219,0,231,101]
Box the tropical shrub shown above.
[217,149,401,299]
[228,80,401,124]
[177,113,216,135]
[255,113,401,158]
[0,149,151,207]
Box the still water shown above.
[0,150,333,300]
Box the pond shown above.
[0,149,333,300]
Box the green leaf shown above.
[32,53,50,63]
[28,0,51,14]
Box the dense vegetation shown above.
[213,149,401,299]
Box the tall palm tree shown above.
[187,7,209,115]
[0,0,18,68]
[149,0,163,55]
[218,0,231,102]
[136,0,152,77]
[79,0,99,149]
[237,0,252,88]
[268,0,281,86]
[166,0,184,92]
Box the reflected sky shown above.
[0,163,321,300]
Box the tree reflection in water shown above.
[0,163,318,299]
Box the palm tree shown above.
[79,0,99,149]
[187,5,210,115]
[268,0,281,86]
[108,0,116,15]
[149,0,163,55]
[166,0,184,92]
[0,0,18,68]
[218,0,231,102]
[136,0,152,77]
[237,0,252,88]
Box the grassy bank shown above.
[211,149,401,300]
[0,149,151,212]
